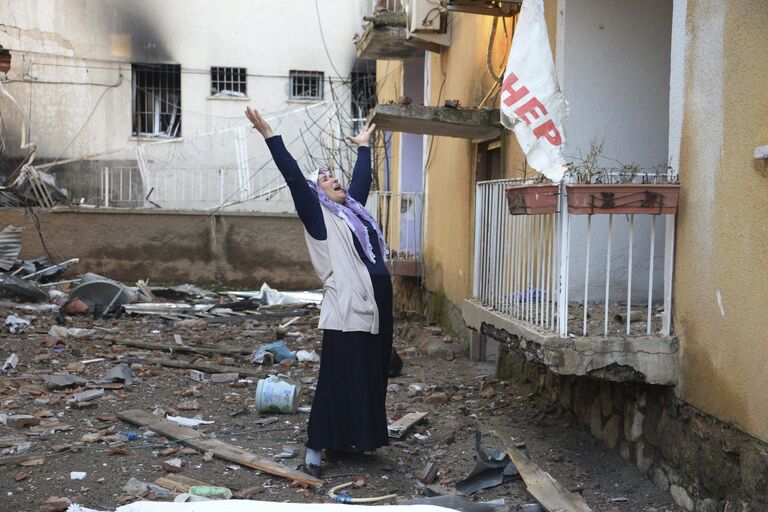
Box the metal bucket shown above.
[255,375,301,414]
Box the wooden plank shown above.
[494,433,592,512]
[118,409,323,488]
[153,474,214,493]
[0,436,27,448]
[388,411,428,438]
[126,356,264,377]
[0,453,44,466]
[116,339,252,356]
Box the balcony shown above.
[355,0,451,59]
[367,191,424,276]
[463,179,679,385]
[355,0,421,60]
[368,104,502,142]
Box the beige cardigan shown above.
[304,206,379,334]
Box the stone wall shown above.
[496,341,768,511]
[0,208,319,290]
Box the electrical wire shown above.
[314,0,343,79]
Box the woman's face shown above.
[318,173,347,204]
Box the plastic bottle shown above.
[188,486,233,499]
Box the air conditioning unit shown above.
[408,0,445,32]
[405,0,451,51]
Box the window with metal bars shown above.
[131,63,182,138]
[289,70,324,101]
[210,67,247,97]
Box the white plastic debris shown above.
[2,353,19,372]
[48,325,96,338]
[5,315,30,334]
[70,471,87,480]
[166,415,214,427]
[296,350,320,363]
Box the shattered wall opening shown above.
[131,63,182,138]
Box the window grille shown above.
[211,67,247,97]
[289,70,324,101]
[132,63,182,138]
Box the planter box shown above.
[565,184,680,215]
[505,184,559,215]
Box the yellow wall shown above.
[674,0,768,442]
[374,6,556,309]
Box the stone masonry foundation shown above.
[495,340,768,511]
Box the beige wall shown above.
[674,0,768,442]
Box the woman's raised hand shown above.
[245,106,274,139]
[346,123,376,148]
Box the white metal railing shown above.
[472,180,675,338]
[367,191,423,262]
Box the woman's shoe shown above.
[299,462,322,478]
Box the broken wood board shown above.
[153,474,214,493]
[115,340,252,356]
[124,357,264,378]
[118,409,323,488]
[494,432,592,512]
[0,435,27,448]
[388,411,428,439]
[0,453,45,467]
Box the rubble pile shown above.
[0,236,680,511]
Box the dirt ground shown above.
[0,300,680,512]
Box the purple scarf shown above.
[307,169,389,263]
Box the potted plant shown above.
[564,143,681,215]
[505,182,559,215]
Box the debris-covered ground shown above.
[0,275,680,512]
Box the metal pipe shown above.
[583,215,592,336]
[647,215,656,336]
[604,214,613,337]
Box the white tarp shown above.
[68,501,455,512]
[500,0,568,182]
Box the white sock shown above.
[305,447,321,466]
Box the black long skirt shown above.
[305,274,393,452]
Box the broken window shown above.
[210,67,247,97]
[131,63,182,138]
[289,70,324,101]
[351,65,377,133]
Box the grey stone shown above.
[590,399,604,439]
[100,363,135,385]
[696,498,723,512]
[740,441,768,499]
[43,374,86,389]
[624,402,644,442]
[635,440,653,473]
[599,382,613,416]
[618,440,631,462]
[671,484,695,511]
[652,467,670,491]
[603,413,621,450]
[662,462,682,485]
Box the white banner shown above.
[500,0,567,182]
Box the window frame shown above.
[288,70,325,101]
[131,63,182,138]
[210,66,248,97]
